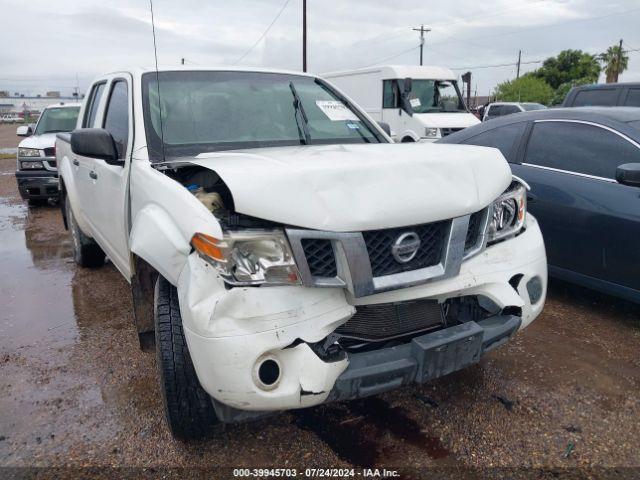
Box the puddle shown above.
[349,397,450,459]
[0,201,77,352]
[295,397,453,469]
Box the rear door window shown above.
[524,121,640,179]
[83,82,106,127]
[462,122,527,162]
[573,88,619,107]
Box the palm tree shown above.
[599,43,629,83]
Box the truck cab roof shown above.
[322,64,457,80]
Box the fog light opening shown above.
[526,276,543,304]
[255,357,281,390]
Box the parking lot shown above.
[0,122,639,477]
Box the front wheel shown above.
[65,195,105,268]
[154,276,218,439]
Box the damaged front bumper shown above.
[177,215,546,420]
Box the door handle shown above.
[73,159,79,166]
[527,193,537,203]
[89,171,98,180]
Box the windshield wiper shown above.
[289,81,311,145]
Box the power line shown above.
[359,46,420,69]
[428,0,549,31]
[428,6,640,50]
[234,0,292,65]
[451,59,542,71]
[356,0,549,50]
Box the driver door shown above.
[83,75,133,278]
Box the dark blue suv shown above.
[439,107,640,303]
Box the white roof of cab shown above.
[44,102,82,109]
[322,64,457,81]
[93,66,318,84]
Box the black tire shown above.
[65,195,105,268]
[154,276,218,440]
[401,136,416,142]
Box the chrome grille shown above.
[287,211,485,298]
[465,210,484,251]
[362,221,448,277]
[302,238,337,277]
[441,127,464,137]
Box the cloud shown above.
[0,0,638,95]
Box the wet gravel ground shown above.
[1,147,639,478]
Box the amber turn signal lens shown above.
[191,232,225,261]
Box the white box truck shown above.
[323,65,480,142]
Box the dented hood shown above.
[190,143,511,231]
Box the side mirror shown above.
[71,128,121,165]
[616,163,640,187]
[377,122,391,136]
[403,77,412,94]
[16,125,32,137]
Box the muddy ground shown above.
[1,126,639,478]
[0,124,22,154]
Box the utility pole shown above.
[412,24,431,66]
[461,71,471,108]
[73,73,79,98]
[181,58,185,65]
[302,0,307,72]
[615,38,623,82]
[516,50,521,79]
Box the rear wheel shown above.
[154,276,218,439]
[65,195,105,268]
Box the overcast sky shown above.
[1,0,639,97]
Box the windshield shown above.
[142,71,384,159]
[407,79,466,113]
[521,103,546,111]
[34,107,80,135]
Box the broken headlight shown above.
[191,230,301,286]
[487,178,527,244]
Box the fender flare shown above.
[129,203,192,286]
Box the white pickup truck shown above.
[56,67,547,439]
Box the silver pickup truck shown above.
[15,103,80,204]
